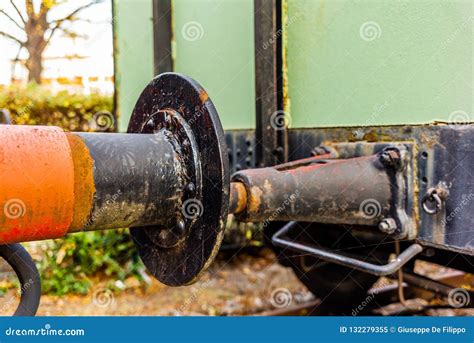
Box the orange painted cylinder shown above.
[0,125,76,243]
[0,125,183,244]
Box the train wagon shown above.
[0,0,472,315]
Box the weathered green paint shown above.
[114,0,155,132]
[173,0,256,129]
[114,0,255,130]
[285,0,473,128]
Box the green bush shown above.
[0,83,113,131]
[37,229,143,295]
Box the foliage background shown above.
[0,83,113,131]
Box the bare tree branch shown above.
[50,1,101,25]
[45,1,100,46]
[25,0,35,19]
[9,0,26,24]
[0,30,25,46]
[0,9,24,31]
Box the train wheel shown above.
[268,222,392,314]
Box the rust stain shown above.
[199,89,209,103]
[0,126,75,243]
[247,186,263,215]
[66,133,96,231]
[229,182,247,214]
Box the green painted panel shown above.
[114,0,155,132]
[286,0,473,128]
[173,0,256,129]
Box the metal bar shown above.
[254,0,287,167]
[232,154,392,226]
[73,132,183,231]
[0,244,41,316]
[0,125,184,243]
[401,272,462,298]
[272,222,423,276]
[0,109,12,124]
[152,0,173,75]
[229,181,247,214]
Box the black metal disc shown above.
[128,73,229,286]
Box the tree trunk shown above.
[23,3,48,85]
[25,48,43,84]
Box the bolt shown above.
[145,118,155,131]
[379,147,402,169]
[186,182,196,195]
[311,146,328,156]
[378,218,397,235]
[175,220,186,235]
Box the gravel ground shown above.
[0,249,472,316]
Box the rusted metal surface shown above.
[402,272,461,298]
[272,222,423,276]
[286,126,474,256]
[231,144,417,239]
[232,153,393,226]
[254,0,287,167]
[65,133,96,232]
[76,131,183,232]
[0,74,230,289]
[0,125,75,243]
[229,182,247,214]
[0,125,185,242]
[128,73,230,286]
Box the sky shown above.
[0,0,113,84]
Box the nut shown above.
[378,218,397,235]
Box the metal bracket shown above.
[272,221,423,276]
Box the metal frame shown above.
[272,222,423,276]
[147,2,473,259]
[254,0,287,167]
[152,0,173,75]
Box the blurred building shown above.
[10,53,114,95]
